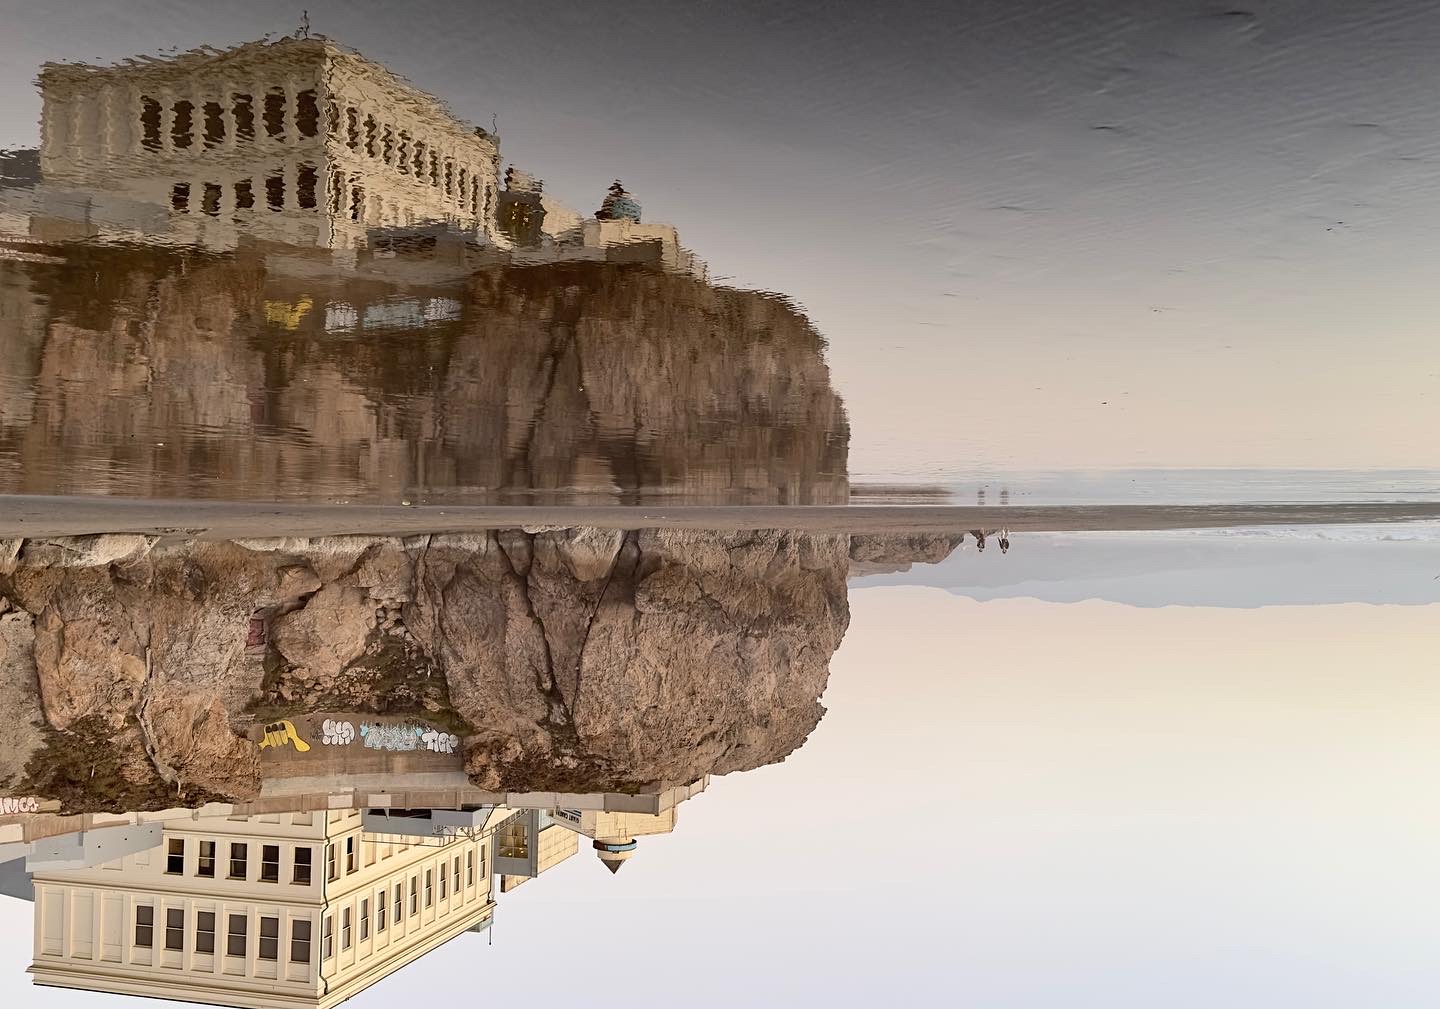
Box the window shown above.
[226,914,247,957]
[381,125,394,164]
[364,115,377,157]
[291,919,312,964]
[198,840,216,877]
[196,911,215,954]
[377,891,387,932]
[408,877,417,916]
[170,182,189,213]
[229,842,248,880]
[233,93,254,141]
[345,836,356,874]
[202,182,221,217]
[203,101,224,147]
[261,844,279,883]
[259,916,279,961]
[466,850,474,887]
[350,184,364,223]
[297,163,317,210]
[293,846,313,885]
[165,908,185,951]
[329,170,344,214]
[134,905,154,947]
[296,89,318,137]
[234,178,254,210]
[393,884,402,925]
[165,838,184,874]
[266,174,284,212]
[326,843,337,881]
[346,107,359,150]
[412,139,425,176]
[428,151,439,187]
[439,864,447,900]
[321,916,333,959]
[359,899,369,941]
[471,178,479,219]
[397,132,409,174]
[453,857,461,894]
[444,160,454,198]
[140,96,161,151]
[341,907,351,950]
[171,100,193,149]
[264,88,286,139]
[458,167,468,208]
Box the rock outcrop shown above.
[0,525,923,812]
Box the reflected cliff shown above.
[0,250,847,505]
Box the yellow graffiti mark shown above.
[263,297,314,331]
[259,719,312,753]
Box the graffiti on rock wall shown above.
[0,796,40,815]
[421,727,460,754]
[259,719,311,752]
[322,719,356,746]
[360,722,421,751]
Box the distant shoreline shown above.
[2,494,1439,540]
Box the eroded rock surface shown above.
[0,528,958,811]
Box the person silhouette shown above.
[998,527,1011,554]
[970,529,986,552]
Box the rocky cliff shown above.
[0,528,857,812]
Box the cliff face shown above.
[0,528,853,810]
[0,251,848,504]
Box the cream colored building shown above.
[37,35,501,251]
[28,808,501,1008]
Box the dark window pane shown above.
[295,89,318,138]
[196,911,215,954]
[203,101,224,147]
[166,838,184,874]
[290,919,312,963]
[297,164,317,210]
[259,916,279,960]
[171,100,193,149]
[232,93,254,142]
[264,89,286,139]
[140,96,161,151]
[266,174,284,212]
[135,905,153,947]
[202,182,221,217]
[234,179,254,210]
[165,908,184,951]
[198,840,215,878]
[227,914,247,957]
[170,182,189,212]
[294,846,313,884]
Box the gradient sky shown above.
[3,580,1438,1007]
[1,0,1438,479]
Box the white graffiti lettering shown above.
[0,796,40,815]
[421,728,459,755]
[321,719,355,746]
[359,722,423,752]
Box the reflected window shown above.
[232,93,254,141]
[140,96,161,151]
[202,182,221,217]
[296,89,318,137]
[364,115,377,157]
[170,182,189,213]
[171,100,193,148]
[297,163,318,210]
[346,107,359,150]
[203,101,224,147]
[234,178,254,210]
[264,88,286,139]
[266,174,284,212]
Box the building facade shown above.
[38,36,501,250]
[28,808,498,1008]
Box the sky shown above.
[1,0,1438,480]
[3,575,1438,1007]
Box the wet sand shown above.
[1,494,1438,539]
